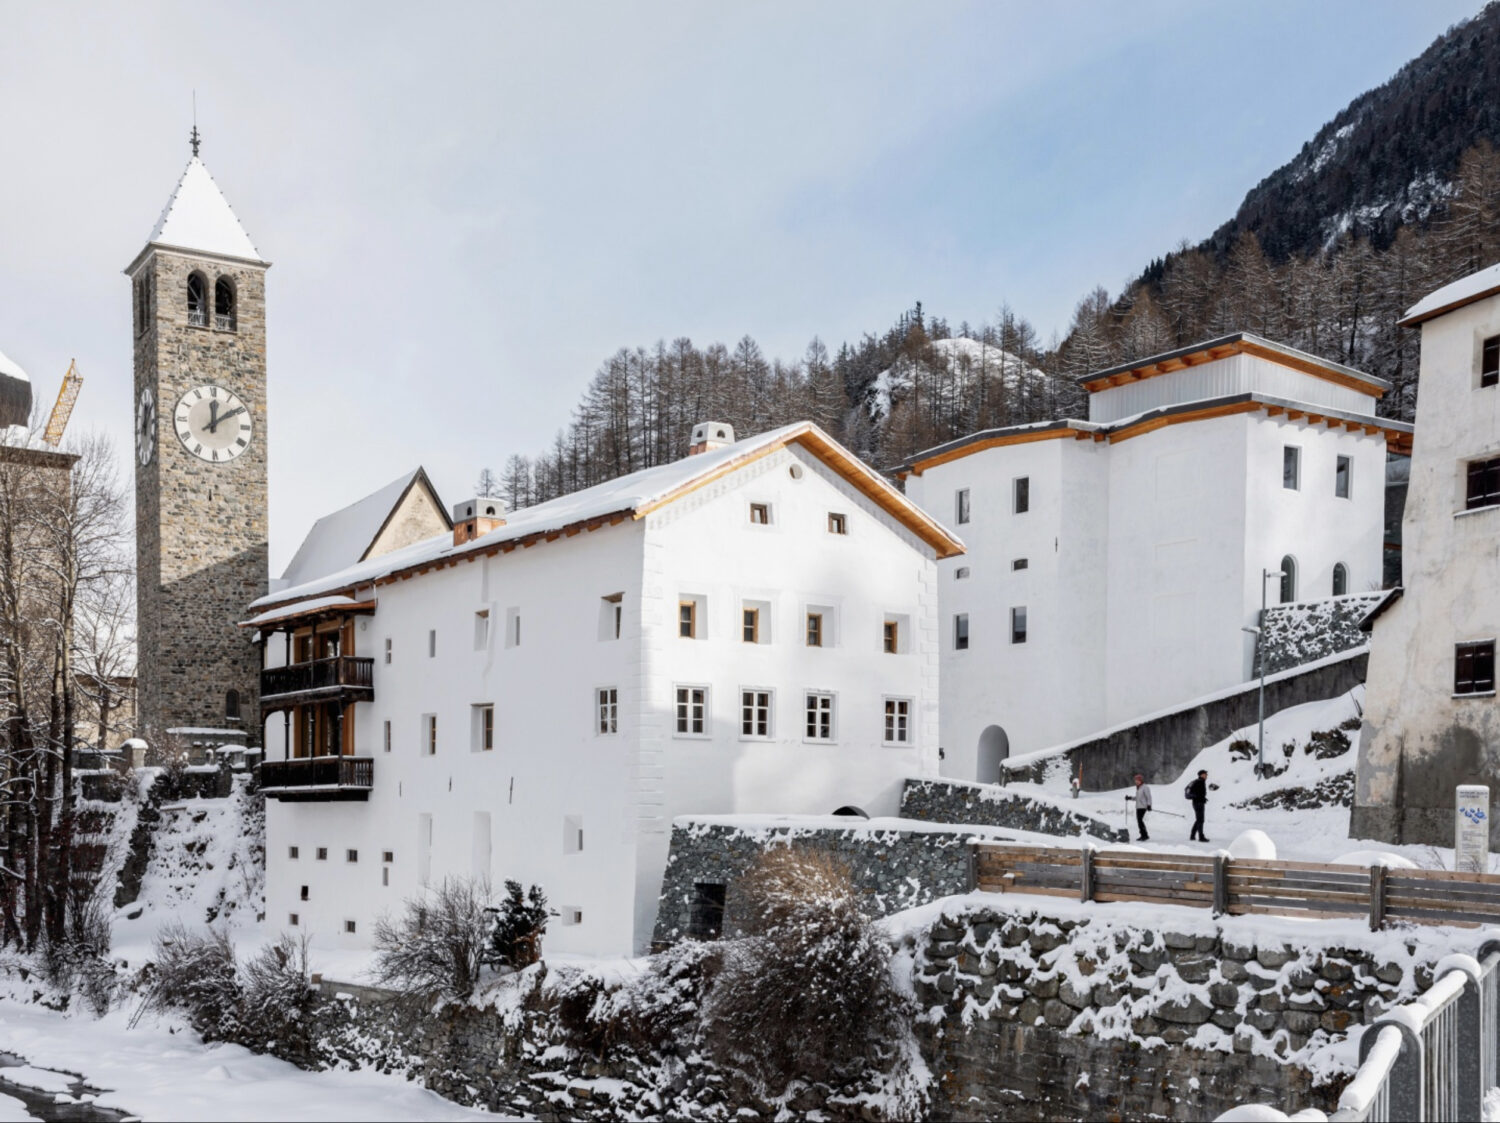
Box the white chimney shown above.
[688,421,735,456]
[452,497,507,546]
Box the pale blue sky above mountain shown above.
[0,0,1482,568]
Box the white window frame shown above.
[597,687,619,735]
[883,697,912,746]
[674,684,710,738]
[739,687,773,740]
[804,691,836,743]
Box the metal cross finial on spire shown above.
[190,90,200,157]
[190,124,201,158]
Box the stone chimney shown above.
[452,497,507,546]
[688,421,735,456]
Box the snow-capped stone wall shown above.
[1257,592,1384,676]
[898,778,1126,842]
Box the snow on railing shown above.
[1215,942,1500,1123]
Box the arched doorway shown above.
[977,725,1010,783]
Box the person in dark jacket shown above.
[1188,769,1210,841]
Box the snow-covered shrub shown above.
[701,849,908,1090]
[373,877,494,1000]
[238,933,319,1053]
[41,888,116,1015]
[145,923,240,1038]
[486,879,552,971]
[556,939,718,1056]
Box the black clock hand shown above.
[217,405,247,424]
[207,400,221,434]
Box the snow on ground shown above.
[1005,685,1494,871]
[0,1000,505,1122]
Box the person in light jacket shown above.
[1128,773,1152,841]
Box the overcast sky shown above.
[0,0,1483,571]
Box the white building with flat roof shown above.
[1355,265,1500,845]
[247,421,961,956]
[898,334,1411,783]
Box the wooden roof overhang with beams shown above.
[239,599,377,633]
[1077,335,1389,399]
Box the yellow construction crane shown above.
[43,360,82,447]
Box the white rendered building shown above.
[1355,266,1500,844]
[898,334,1412,782]
[248,422,961,955]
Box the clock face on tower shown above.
[135,386,156,466]
[173,384,254,464]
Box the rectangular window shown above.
[689,883,727,940]
[1013,477,1030,514]
[472,704,494,751]
[884,698,911,744]
[383,851,394,864]
[1467,456,1500,510]
[600,592,624,640]
[675,686,707,735]
[344,920,357,935]
[742,607,759,643]
[505,607,521,648]
[883,620,899,654]
[956,488,971,525]
[288,846,299,860]
[428,629,437,657]
[597,687,618,734]
[1012,558,1028,571]
[423,713,437,755]
[564,814,584,854]
[954,613,969,651]
[740,689,771,738]
[749,502,770,525]
[679,601,697,639]
[289,913,299,926]
[384,637,392,664]
[828,512,847,535]
[383,720,391,753]
[1335,455,1352,499]
[1456,641,1497,695]
[806,612,823,647]
[474,610,490,650]
[316,847,328,861]
[560,906,584,926]
[300,885,309,901]
[382,868,389,887]
[955,566,970,580]
[346,849,358,863]
[805,692,834,741]
[1283,446,1301,491]
[1011,606,1028,644]
[1484,335,1499,388]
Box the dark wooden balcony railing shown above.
[258,756,373,801]
[261,656,374,705]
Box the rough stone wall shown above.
[1257,593,1383,676]
[133,248,268,746]
[366,478,449,559]
[652,819,975,947]
[1007,650,1368,792]
[899,778,1126,842]
[910,904,1441,1122]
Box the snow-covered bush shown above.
[238,933,318,1053]
[146,923,240,1038]
[556,939,718,1056]
[40,891,116,1015]
[701,849,909,1090]
[373,877,494,1000]
[486,879,552,971]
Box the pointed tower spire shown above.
[143,154,264,264]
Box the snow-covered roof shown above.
[145,157,264,264]
[0,347,32,430]
[251,421,966,612]
[279,468,444,587]
[1399,262,1500,326]
[1077,332,1388,395]
[242,594,375,629]
[0,348,29,385]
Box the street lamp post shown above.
[1242,568,1287,779]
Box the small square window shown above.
[316,847,328,861]
[828,512,847,535]
[1011,606,1028,645]
[1013,477,1030,514]
[884,698,911,744]
[954,566,970,580]
[749,502,771,525]
[741,689,771,738]
[955,488,971,525]
[1012,558,1028,571]
[288,846,299,860]
[1484,335,1499,388]
[675,686,708,735]
[805,612,823,648]
[346,849,358,863]
[954,613,969,651]
[1456,641,1496,695]
[383,851,394,863]
[742,607,759,643]
[805,692,835,742]
[597,687,618,735]
[1335,455,1352,499]
[344,920,357,935]
[1283,446,1301,491]
[300,885,309,901]
[1466,456,1500,510]
[289,913,299,926]
[560,906,583,926]
[883,620,899,654]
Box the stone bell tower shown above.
[127,133,269,748]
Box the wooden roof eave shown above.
[238,599,378,631]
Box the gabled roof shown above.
[1077,333,1389,397]
[1399,263,1500,326]
[280,467,449,588]
[251,422,966,613]
[141,157,264,265]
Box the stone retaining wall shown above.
[899,778,1126,842]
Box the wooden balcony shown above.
[260,656,374,713]
[258,755,373,802]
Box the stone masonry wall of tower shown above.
[133,248,268,745]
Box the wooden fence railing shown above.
[972,843,1500,930]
